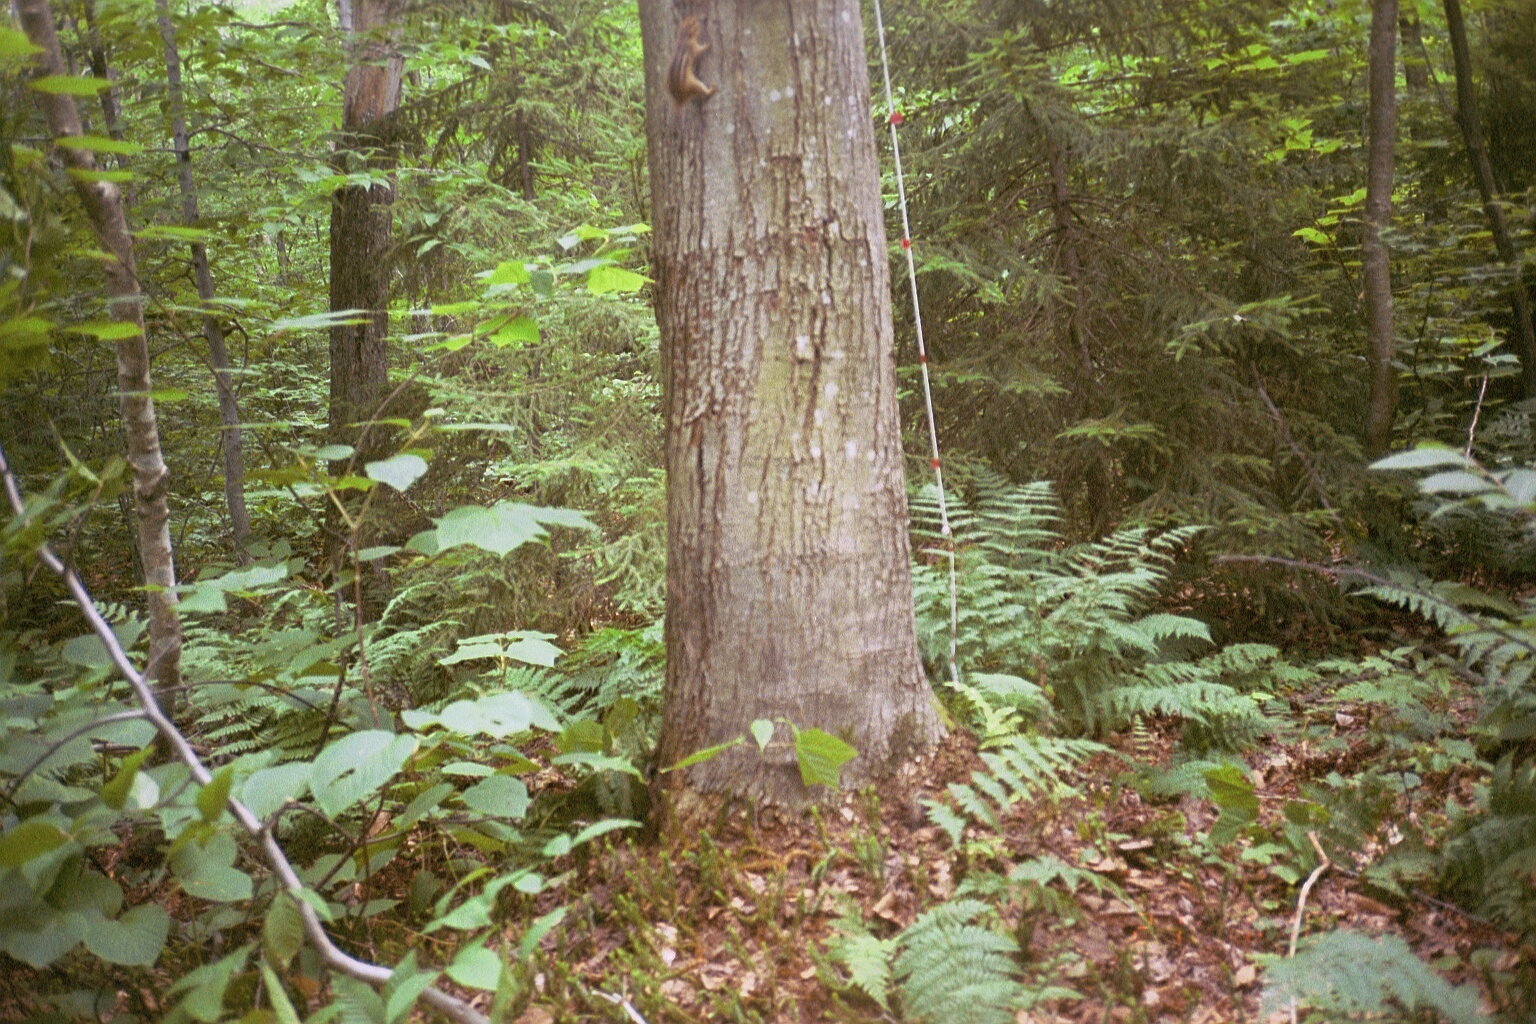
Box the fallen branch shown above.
[0,440,488,1024]
[1286,832,1332,1024]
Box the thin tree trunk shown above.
[1400,11,1428,90]
[1442,0,1536,398]
[155,0,251,561]
[1362,0,1400,458]
[641,0,941,804]
[80,0,122,144]
[516,108,535,200]
[18,0,182,697]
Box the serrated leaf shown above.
[1203,764,1258,813]
[795,728,858,789]
[172,832,252,902]
[365,453,428,493]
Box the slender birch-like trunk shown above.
[1362,0,1400,458]
[18,0,182,695]
[155,0,252,560]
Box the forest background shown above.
[1,0,1535,1022]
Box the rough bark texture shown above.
[19,0,182,695]
[1442,0,1536,398]
[329,0,403,455]
[1362,0,1399,458]
[156,0,251,560]
[640,0,942,803]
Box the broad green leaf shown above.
[241,762,311,820]
[384,965,438,1024]
[172,832,253,902]
[30,75,112,95]
[459,775,529,820]
[1292,227,1330,245]
[332,975,386,1024]
[433,503,543,557]
[397,782,454,829]
[487,315,539,347]
[586,264,649,295]
[481,260,530,286]
[365,453,428,493]
[264,893,305,969]
[57,135,142,156]
[435,691,560,737]
[101,745,153,809]
[66,168,136,183]
[0,27,42,57]
[169,945,252,1022]
[133,224,208,241]
[67,320,143,341]
[1370,447,1474,471]
[311,731,418,818]
[795,728,858,789]
[568,819,641,847]
[0,819,69,866]
[82,904,168,966]
[446,943,503,991]
[750,719,775,751]
[1,911,83,966]
[1418,471,1494,495]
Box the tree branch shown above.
[0,439,488,1024]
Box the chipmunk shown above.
[667,15,715,105]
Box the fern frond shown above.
[1261,930,1487,1024]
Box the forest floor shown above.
[0,704,1525,1024]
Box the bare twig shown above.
[596,991,651,1024]
[1465,372,1489,457]
[1286,832,1332,1024]
[0,439,488,1024]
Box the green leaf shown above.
[750,719,775,751]
[459,776,529,820]
[516,906,568,958]
[0,27,42,58]
[172,832,253,902]
[57,134,142,156]
[260,962,303,1024]
[101,745,153,809]
[1370,446,1475,471]
[264,893,305,969]
[1,911,84,967]
[241,762,311,820]
[66,168,136,183]
[82,904,168,966]
[197,766,235,823]
[168,945,252,1022]
[1418,471,1494,495]
[433,691,561,737]
[487,315,539,347]
[0,819,69,866]
[1203,764,1258,813]
[365,453,428,493]
[67,320,143,340]
[586,264,649,295]
[482,260,530,286]
[795,728,858,789]
[333,975,387,1024]
[30,75,112,95]
[661,736,743,772]
[311,731,418,818]
[1292,227,1331,245]
[384,964,438,1024]
[446,942,503,991]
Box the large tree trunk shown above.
[19,0,182,697]
[1362,0,1400,458]
[156,0,251,561]
[641,0,942,803]
[329,0,401,454]
[1442,0,1536,398]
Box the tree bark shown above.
[80,0,122,145]
[1442,0,1536,398]
[329,0,402,457]
[19,0,182,696]
[641,0,942,803]
[1362,0,1400,458]
[1400,11,1428,90]
[156,0,252,561]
